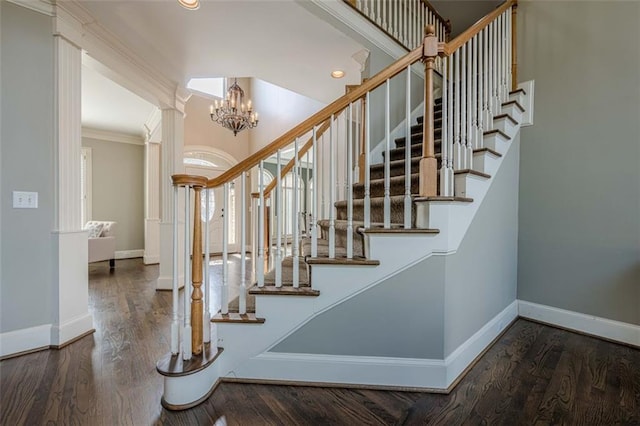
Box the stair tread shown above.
[473,147,502,158]
[413,196,474,203]
[306,256,380,266]
[249,285,319,296]
[211,313,264,324]
[454,169,491,179]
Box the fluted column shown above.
[51,15,94,346]
[144,111,161,265]
[157,105,187,290]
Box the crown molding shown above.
[144,108,162,144]
[82,127,145,146]
[5,0,55,16]
[57,1,179,110]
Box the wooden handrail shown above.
[441,0,516,56]
[206,46,423,190]
[262,119,331,199]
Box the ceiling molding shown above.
[57,1,178,109]
[5,0,55,16]
[53,6,84,47]
[144,108,162,144]
[82,127,145,146]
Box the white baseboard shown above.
[445,300,518,385]
[116,249,144,259]
[236,352,447,389]
[0,324,52,358]
[157,274,185,291]
[50,313,94,346]
[229,300,518,390]
[518,300,640,347]
[143,254,160,264]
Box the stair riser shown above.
[317,223,365,258]
[384,143,441,162]
[353,175,420,199]
[336,202,416,226]
[370,160,420,180]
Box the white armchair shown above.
[85,221,117,268]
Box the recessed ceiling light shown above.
[178,0,200,10]
[331,70,345,79]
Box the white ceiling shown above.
[76,0,365,104]
[82,61,157,138]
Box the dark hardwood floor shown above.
[1,258,638,425]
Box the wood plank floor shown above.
[1,258,638,425]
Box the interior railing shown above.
[344,0,450,50]
[168,0,518,361]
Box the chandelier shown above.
[209,79,259,136]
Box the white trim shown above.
[6,0,55,16]
[235,352,448,389]
[183,145,239,166]
[82,127,145,145]
[115,249,144,259]
[444,300,519,384]
[518,300,640,347]
[517,80,535,126]
[143,255,160,264]
[50,313,94,346]
[226,301,518,389]
[81,147,92,224]
[0,324,52,358]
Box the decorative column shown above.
[144,109,161,265]
[157,89,190,290]
[50,10,94,346]
[419,25,439,197]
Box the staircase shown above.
[157,0,528,411]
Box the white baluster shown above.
[507,9,512,91]
[363,0,369,16]
[257,161,265,287]
[485,26,492,130]
[478,30,484,148]
[171,186,179,355]
[472,35,478,150]
[447,51,455,193]
[384,79,391,229]
[364,92,371,228]
[402,0,408,46]
[275,150,282,287]
[347,104,354,258]
[461,43,467,169]
[440,57,450,197]
[492,21,498,115]
[466,40,474,167]
[329,115,336,258]
[221,183,229,314]
[240,174,247,314]
[404,65,412,228]
[454,50,462,171]
[203,188,211,341]
[393,0,398,39]
[311,127,318,258]
[375,0,380,25]
[183,185,192,360]
[292,138,300,287]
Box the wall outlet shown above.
[13,191,38,209]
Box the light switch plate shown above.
[13,191,38,208]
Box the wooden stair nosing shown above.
[157,345,224,377]
[211,313,265,324]
[509,88,526,96]
[362,227,440,235]
[305,256,380,266]
[473,147,502,158]
[483,128,511,140]
[453,169,491,179]
[492,113,518,126]
[501,100,525,113]
[248,285,320,297]
[413,196,474,203]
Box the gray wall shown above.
[517,1,640,325]
[82,138,144,252]
[1,2,55,332]
[273,134,520,358]
[444,136,520,355]
[430,1,502,38]
[272,255,445,358]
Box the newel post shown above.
[419,25,439,197]
[191,185,204,355]
[511,0,518,91]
